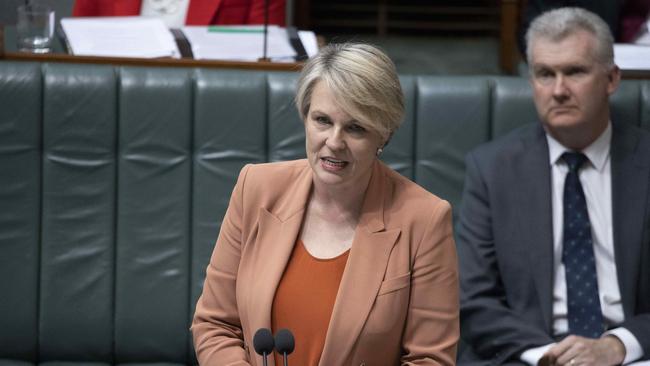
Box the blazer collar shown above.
[246,163,312,366]
[320,160,401,365]
[247,160,400,365]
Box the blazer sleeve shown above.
[192,165,252,366]
[456,151,553,364]
[401,199,460,366]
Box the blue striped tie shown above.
[562,152,604,338]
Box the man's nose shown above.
[552,75,570,99]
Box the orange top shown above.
[271,239,350,366]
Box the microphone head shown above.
[253,328,275,355]
[274,328,295,355]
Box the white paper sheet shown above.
[614,44,650,70]
[181,25,297,61]
[298,30,318,58]
[61,17,180,58]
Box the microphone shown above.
[274,328,295,366]
[253,328,275,366]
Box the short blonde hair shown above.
[295,43,404,143]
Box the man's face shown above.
[529,30,620,149]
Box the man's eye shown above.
[534,70,555,84]
[566,68,586,76]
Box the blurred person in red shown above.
[72,0,286,28]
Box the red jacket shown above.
[72,0,286,26]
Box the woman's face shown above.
[305,81,384,191]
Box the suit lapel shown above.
[517,125,555,332]
[246,166,313,363]
[611,122,648,317]
[319,161,401,365]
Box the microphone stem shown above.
[262,352,268,366]
[263,0,269,60]
[284,353,288,366]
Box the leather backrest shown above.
[1,62,649,365]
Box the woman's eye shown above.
[348,124,366,133]
[314,116,330,124]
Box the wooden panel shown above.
[499,0,521,74]
[308,0,501,35]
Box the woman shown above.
[192,43,459,366]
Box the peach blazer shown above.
[192,159,459,365]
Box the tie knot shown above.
[562,152,588,172]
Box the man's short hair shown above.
[525,7,615,68]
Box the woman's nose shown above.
[325,128,345,150]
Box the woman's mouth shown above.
[320,157,348,171]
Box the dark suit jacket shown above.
[456,122,650,365]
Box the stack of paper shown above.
[61,17,180,58]
[181,25,297,61]
[297,30,318,59]
[614,44,650,70]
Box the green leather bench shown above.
[1,61,649,365]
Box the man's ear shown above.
[606,65,621,95]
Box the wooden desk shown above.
[621,69,650,79]
[0,25,303,71]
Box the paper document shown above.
[61,17,180,58]
[181,25,297,61]
[614,44,650,70]
[298,30,318,58]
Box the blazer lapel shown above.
[245,166,313,363]
[517,125,555,332]
[319,162,401,365]
[611,122,649,317]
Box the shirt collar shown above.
[546,122,611,172]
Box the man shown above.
[457,7,650,366]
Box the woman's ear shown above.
[383,132,394,148]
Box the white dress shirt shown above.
[521,123,643,365]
